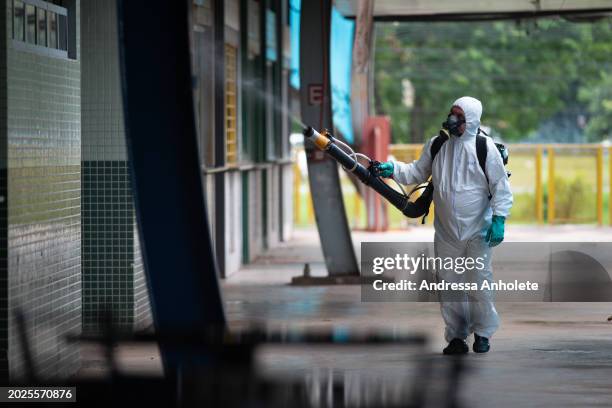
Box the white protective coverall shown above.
[392,96,513,341]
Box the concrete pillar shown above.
[298,0,359,279]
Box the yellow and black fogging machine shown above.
[302,126,434,222]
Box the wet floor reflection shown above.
[256,344,468,407]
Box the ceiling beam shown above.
[340,7,612,22]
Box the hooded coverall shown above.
[392,96,513,341]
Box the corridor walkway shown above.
[223,227,612,407]
[80,226,612,407]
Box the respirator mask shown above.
[442,114,466,136]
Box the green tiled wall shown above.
[3,0,82,380]
[82,161,136,332]
[0,0,8,381]
[80,0,152,334]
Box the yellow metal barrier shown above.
[389,143,607,226]
[535,146,543,224]
[293,143,610,228]
[390,144,423,164]
[548,147,555,224]
[597,146,603,226]
[610,146,612,226]
[549,145,602,224]
[354,191,362,228]
[293,162,301,224]
[306,190,314,224]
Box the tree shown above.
[374,18,612,143]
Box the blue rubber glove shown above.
[486,215,505,247]
[375,161,394,178]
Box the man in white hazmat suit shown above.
[376,96,513,354]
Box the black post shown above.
[213,0,227,276]
[116,0,227,372]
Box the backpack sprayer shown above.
[303,126,433,220]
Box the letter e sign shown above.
[308,84,324,105]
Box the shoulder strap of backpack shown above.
[421,131,449,225]
[476,132,492,199]
[476,134,488,183]
[430,130,449,161]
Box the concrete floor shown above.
[80,226,612,407]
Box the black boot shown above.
[473,334,490,353]
[443,338,468,355]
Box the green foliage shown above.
[374,18,612,143]
[551,175,596,223]
[507,192,536,223]
[579,71,612,140]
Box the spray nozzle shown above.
[302,126,331,150]
[302,126,314,137]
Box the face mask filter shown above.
[442,114,466,136]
